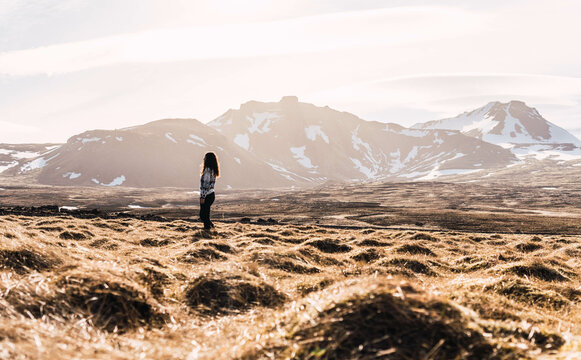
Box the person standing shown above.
[199,152,220,230]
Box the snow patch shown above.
[351,126,382,177]
[21,158,47,172]
[92,175,126,187]
[400,129,430,138]
[209,113,232,129]
[12,151,40,159]
[512,145,581,161]
[350,157,373,178]
[234,133,250,150]
[59,206,78,211]
[63,172,81,180]
[116,137,123,142]
[290,146,316,169]
[267,162,295,181]
[20,153,60,172]
[233,157,241,164]
[305,125,329,144]
[0,161,18,173]
[77,137,101,144]
[128,204,150,209]
[418,168,479,180]
[165,133,177,143]
[187,134,208,147]
[247,112,280,134]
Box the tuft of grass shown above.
[251,251,321,274]
[305,239,352,253]
[139,238,171,247]
[358,239,390,247]
[487,279,570,309]
[184,272,286,314]
[515,242,543,252]
[350,249,383,263]
[410,233,439,241]
[382,258,437,276]
[178,247,228,262]
[506,262,569,282]
[57,272,165,332]
[261,280,506,360]
[0,248,60,274]
[58,231,87,240]
[395,244,435,256]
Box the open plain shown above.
[0,181,580,359]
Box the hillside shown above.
[7,119,290,189]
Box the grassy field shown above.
[0,203,579,359]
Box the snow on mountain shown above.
[208,96,516,183]
[413,101,581,160]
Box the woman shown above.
[199,152,220,230]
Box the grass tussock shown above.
[305,239,352,253]
[258,280,508,360]
[53,271,167,332]
[452,256,498,272]
[515,242,543,252]
[0,248,60,274]
[358,238,390,247]
[382,258,437,276]
[410,232,439,241]
[58,230,87,240]
[140,238,172,247]
[487,279,570,309]
[506,262,569,282]
[396,243,435,256]
[251,251,320,274]
[184,272,286,314]
[350,248,383,263]
[179,247,228,262]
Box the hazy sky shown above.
[1,0,581,143]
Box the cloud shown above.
[0,120,40,134]
[308,73,581,127]
[0,6,482,76]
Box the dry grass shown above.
[0,215,579,359]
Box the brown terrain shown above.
[0,180,580,359]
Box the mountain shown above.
[208,96,516,182]
[6,97,518,188]
[413,101,581,161]
[9,119,292,189]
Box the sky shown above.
[1,0,581,143]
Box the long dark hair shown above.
[201,152,220,177]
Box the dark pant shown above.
[199,192,215,229]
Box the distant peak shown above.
[487,100,529,108]
[280,96,299,104]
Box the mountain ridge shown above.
[8,97,581,188]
